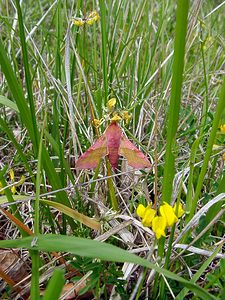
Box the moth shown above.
[76,122,151,170]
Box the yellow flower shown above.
[72,11,100,27]
[111,114,122,122]
[142,206,156,227]
[72,18,85,26]
[220,124,225,133]
[173,202,184,218]
[121,111,132,124]
[93,118,102,127]
[159,202,178,227]
[86,10,100,25]
[136,204,156,227]
[107,98,117,110]
[152,216,167,239]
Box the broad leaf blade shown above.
[0,234,216,300]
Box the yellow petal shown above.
[136,204,146,218]
[73,18,85,26]
[121,111,132,124]
[152,216,167,239]
[107,98,117,110]
[9,169,15,181]
[11,186,16,195]
[220,124,225,133]
[159,202,178,227]
[93,118,102,127]
[0,181,5,195]
[173,202,184,218]
[111,114,121,122]
[155,228,166,239]
[88,10,100,20]
[86,10,100,25]
[86,19,94,25]
[142,206,156,227]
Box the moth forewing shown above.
[119,135,151,169]
[76,135,108,169]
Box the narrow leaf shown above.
[0,95,19,112]
[42,268,64,300]
[41,200,100,230]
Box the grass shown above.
[0,0,225,299]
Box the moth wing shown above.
[119,135,151,169]
[76,135,108,169]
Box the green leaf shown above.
[40,200,100,230]
[0,234,217,300]
[42,268,64,300]
[161,0,189,204]
[0,95,19,112]
[0,39,35,143]
[0,196,100,230]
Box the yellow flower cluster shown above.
[93,98,133,127]
[121,111,132,124]
[107,98,132,124]
[0,169,25,195]
[111,114,122,122]
[136,201,184,239]
[72,10,100,27]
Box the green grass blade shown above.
[0,117,33,176]
[31,115,45,300]
[0,234,217,300]
[188,76,225,221]
[0,95,19,112]
[175,243,223,300]
[157,1,189,295]
[99,0,108,103]
[44,130,75,184]
[42,268,64,300]
[0,39,75,230]
[0,40,34,142]
[15,0,38,152]
[161,0,189,204]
